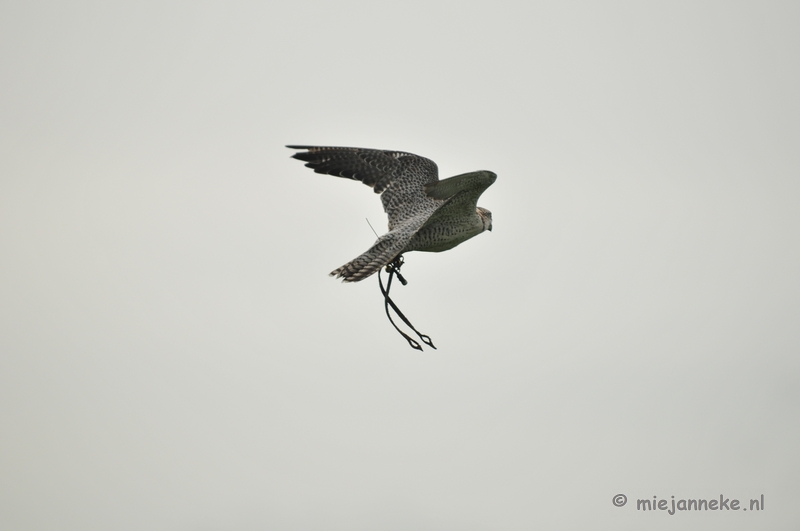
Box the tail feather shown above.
[330,233,406,282]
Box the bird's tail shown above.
[330,233,407,282]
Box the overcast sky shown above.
[1,2,798,530]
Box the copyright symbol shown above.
[612,494,627,507]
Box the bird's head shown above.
[477,207,493,232]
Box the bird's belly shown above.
[404,220,484,253]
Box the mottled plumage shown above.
[287,145,496,282]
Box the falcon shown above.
[287,145,496,282]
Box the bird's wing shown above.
[287,145,439,228]
[421,170,497,224]
[329,216,429,282]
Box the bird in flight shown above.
[287,145,496,282]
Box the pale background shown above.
[1,2,798,530]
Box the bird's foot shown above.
[386,256,408,285]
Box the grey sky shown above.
[1,2,798,529]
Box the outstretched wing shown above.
[287,145,439,229]
[421,170,496,225]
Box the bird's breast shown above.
[403,214,485,253]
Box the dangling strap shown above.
[378,257,436,351]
